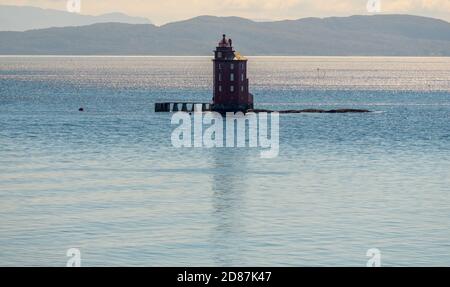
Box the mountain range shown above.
[0,8,449,56]
[0,5,151,31]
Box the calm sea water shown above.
[0,57,449,266]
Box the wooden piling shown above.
[155,102,212,113]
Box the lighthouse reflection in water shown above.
[171,109,279,158]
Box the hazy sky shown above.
[2,0,450,25]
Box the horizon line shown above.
[1,55,449,58]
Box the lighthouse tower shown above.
[212,34,253,112]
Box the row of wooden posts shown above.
[155,102,212,112]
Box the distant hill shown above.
[0,14,449,56]
[0,5,151,31]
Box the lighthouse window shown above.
[218,64,222,69]
[241,73,244,81]
[230,86,234,92]
[230,63,234,70]
[230,73,234,81]
[217,52,222,58]
[240,63,244,69]
[241,86,244,92]
[219,73,222,81]
[219,85,222,92]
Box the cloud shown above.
[222,0,301,10]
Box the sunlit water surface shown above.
[0,57,449,266]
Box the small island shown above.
[155,35,371,114]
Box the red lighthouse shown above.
[212,34,253,112]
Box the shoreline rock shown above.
[249,108,371,114]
